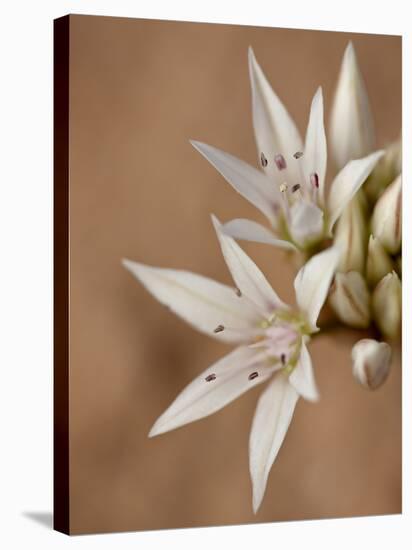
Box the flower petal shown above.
[249,374,299,513]
[329,42,375,170]
[190,140,279,224]
[303,87,327,204]
[327,151,384,234]
[123,259,259,343]
[248,47,303,184]
[222,218,297,251]
[289,200,324,248]
[149,346,274,437]
[212,215,289,316]
[289,340,319,401]
[294,246,340,330]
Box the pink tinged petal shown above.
[294,246,340,330]
[122,259,259,343]
[249,374,299,513]
[289,341,319,402]
[149,346,275,437]
[303,87,327,205]
[190,140,279,224]
[212,215,289,316]
[288,200,324,248]
[327,150,384,234]
[248,47,303,184]
[222,218,297,251]
[330,42,375,170]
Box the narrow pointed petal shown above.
[249,374,299,513]
[248,47,303,183]
[190,140,279,224]
[303,87,327,204]
[149,346,274,437]
[212,216,289,316]
[222,218,297,251]
[327,151,384,234]
[294,246,340,330]
[289,200,324,248]
[123,259,259,343]
[330,42,375,170]
[289,341,319,402]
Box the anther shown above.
[214,325,225,333]
[291,183,301,194]
[274,154,287,171]
[260,153,268,167]
[293,151,303,159]
[248,372,259,381]
[279,182,288,194]
[281,353,286,365]
[235,288,242,297]
[205,373,216,382]
[310,172,319,188]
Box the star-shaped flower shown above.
[190,47,383,253]
[123,217,339,512]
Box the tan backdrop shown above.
[68,15,401,534]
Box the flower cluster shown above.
[123,43,401,512]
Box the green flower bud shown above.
[366,235,394,288]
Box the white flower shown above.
[329,42,375,170]
[190,48,383,252]
[123,217,340,513]
[352,339,392,390]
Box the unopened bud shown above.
[366,235,394,288]
[372,271,402,340]
[365,139,402,201]
[352,339,392,390]
[334,194,367,273]
[329,271,370,328]
[371,175,402,255]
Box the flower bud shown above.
[352,339,392,390]
[334,194,367,273]
[372,271,402,340]
[366,235,394,288]
[329,271,370,328]
[364,139,402,201]
[371,174,402,255]
[329,42,375,170]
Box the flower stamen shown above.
[205,373,217,382]
[275,154,287,171]
[248,371,259,381]
[260,152,268,167]
[214,325,225,333]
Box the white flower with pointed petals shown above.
[123,217,339,512]
[191,47,383,252]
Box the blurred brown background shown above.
[68,15,401,534]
